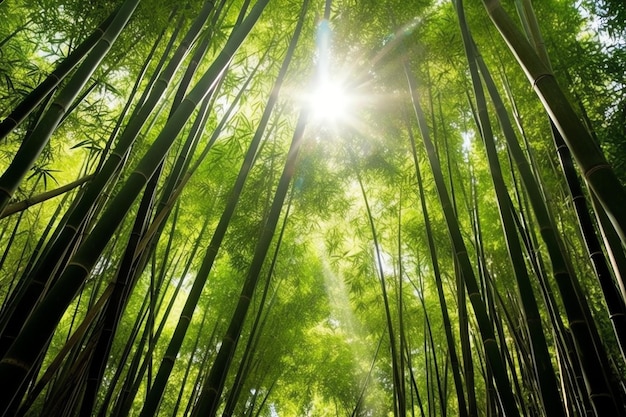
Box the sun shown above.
[308,79,350,123]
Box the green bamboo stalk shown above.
[190,104,309,417]
[108,313,152,417]
[100,291,154,417]
[466,187,501,417]
[94,6,181,174]
[556,134,626,362]
[413,279,445,417]
[454,2,565,413]
[0,194,30,276]
[14,283,114,416]
[480,0,626,248]
[249,379,277,417]
[397,193,408,417]
[78,168,161,415]
[472,11,624,414]
[182,334,217,417]
[489,283,532,415]
[510,183,592,416]
[133,67,262,259]
[498,65,597,415]
[92,286,150,417]
[171,305,211,417]
[465,159,500,416]
[137,4,299,412]
[222,193,292,416]
[0,168,77,321]
[0,2,212,351]
[111,244,195,417]
[356,171,406,417]
[0,10,116,141]
[0,2,267,409]
[516,0,626,364]
[457,262,478,417]
[134,15,268,265]
[0,174,93,219]
[0,0,140,216]
[80,20,222,413]
[407,122,468,417]
[442,352,450,417]
[140,110,218,399]
[437,93,479,417]
[404,61,520,417]
[466,161,491,323]
[0,212,23,297]
[57,79,101,128]
[424,310,433,417]
[0,9,180,358]
[351,333,388,417]
[513,197,594,416]
[2,200,83,413]
[592,193,626,302]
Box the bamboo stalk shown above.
[357,171,406,416]
[454,1,565,412]
[0,0,140,215]
[138,6,297,415]
[471,35,624,416]
[191,105,309,417]
[0,10,116,141]
[407,121,468,417]
[0,0,214,362]
[0,174,93,219]
[0,1,267,408]
[404,61,520,417]
[516,0,626,364]
[222,192,291,416]
[480,0,626,248]
[14,283,114,415]
[79,17,223,412]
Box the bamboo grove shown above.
[0,0,625,415]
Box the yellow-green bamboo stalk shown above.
[0,174,93,219]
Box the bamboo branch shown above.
[0,174,93,219]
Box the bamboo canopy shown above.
[0,0,625,416]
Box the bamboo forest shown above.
[2,0,626,415]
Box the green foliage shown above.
[0,0,625,416]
